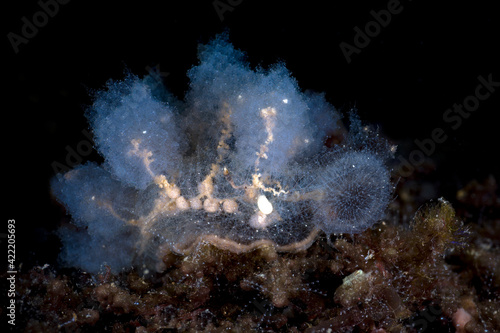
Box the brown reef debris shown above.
[11,192,500,332]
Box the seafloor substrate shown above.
[10,175,500,332]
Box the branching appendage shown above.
[121,102,324,256]
[128,139,155,178]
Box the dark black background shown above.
[3,0,499,269]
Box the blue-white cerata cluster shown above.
[52,35,394,273]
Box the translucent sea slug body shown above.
[52,35,394,273]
